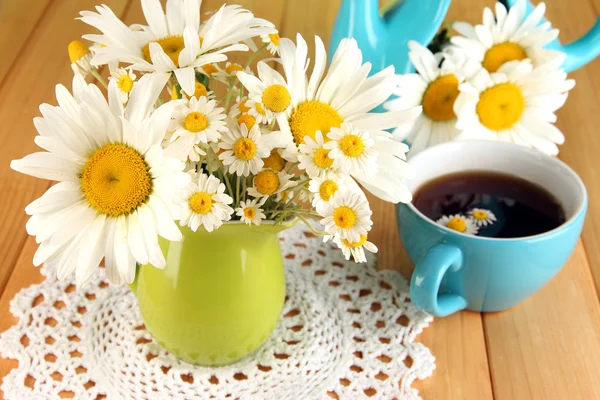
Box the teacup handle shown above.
[410,243,468,317]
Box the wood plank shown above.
[0,0,54,85]
[547,0,600,294]
[0,0,131,306]
[483,242,600,399]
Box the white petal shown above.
[76,214,107,287]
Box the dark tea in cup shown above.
[413,171,566,238]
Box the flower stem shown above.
[297,214,327,236]
[244,43,268,69]
[90,68,108,89]
[235,174,241,207]
[220,167,234,199]
[287,162,299,174]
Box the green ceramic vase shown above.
[130,221,295,366]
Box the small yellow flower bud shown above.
[68,40,90,63]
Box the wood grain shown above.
[0,0,54,85]
[1,1,600,400]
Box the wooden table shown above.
[1,0,600,398]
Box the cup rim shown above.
[405,140,588,242]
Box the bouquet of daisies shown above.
[10,0,420,287]
[384,0,575,156]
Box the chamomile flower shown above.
[451,0,563,72]
[384,41,481,155]
[68,40,93,78]
[308,175,345,214]
[110,68,137,103]
[333,234,378,263]
[178,173,233,232]
[236,198,267,225]
[261,31,281,55]
[262,149,286,172]
[10,74,190,286]
[455,60,574,155]
[272,34,420,203]
[198,63,222,80]
[247,99,271,124]
[436,215,479,235]
[247,169,295,198]
[166,96,228,162]
[275,189,294,203]
[325,122,378,178]
[237,61,292,123]
[219,123,269,176]
[229,96,252,120]
[297,131,334,178]
[468,208,497,227]
[213,62,251,81]
[80,1,275,95]
[182,81,214,100]
[320,190,373,242]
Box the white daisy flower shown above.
[179,80,214,100]
[246,99,272,124]
[451,0,564,73]
[178,173,233,232]
[261,149,286,172]
[247,169,295,198]
[10,74,190,287]
[261,31,281,55]
[275,189,294,203]
[68,40,93,78]
[320,190,373,242]
[297,130,334,178]
[198,63,222,80]
[236,198,267,225]
[165,96,228,162]
[468,208,497,227]
[219,123,269,176]
[271,34,421,203]
[237,60,292,123]
[384,41,481,155]
[308,175,345,214]
[228,96,252,120]
[80,1,275,95]
[213,62,251,82]
[333,234,378,263]
[325,122,378,178]
[436,214,479,235]
[110,68,137,103]
[455,59,574,155]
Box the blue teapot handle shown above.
[410,243,468,317]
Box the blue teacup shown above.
[397,141,587,317]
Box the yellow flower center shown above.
[117,75,134,93]
[268,33,281,46]
[483,42,527,73]
[254,170,280,195]
[193,82,208,99]
[226,63,243,74]
[313,148,334,169]
[319,180,338,202]
[68,40,90,63]
[262,150,285,172]
[333,206,357,229]
[188,192,213,214]
[262,84,291,113]
[339,135,365,158]
[476,83,525,131]
[184,112,209,133]
[244,207,256,219]
[342,234,368,248]
[422,74,459,121]
[238,99,251,113]
[142,35,186,67]
[237,114,257,129]
[280,191,290,201]
[233,138,257,161]
[255,102,266,116]
[289,101,344,144]
[81,144,152,217]
[447,217,467,233]
[472,210,488,220]
[202,64,218,76]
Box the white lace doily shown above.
[0,224,434,399]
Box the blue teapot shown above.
[329,0,600,74]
